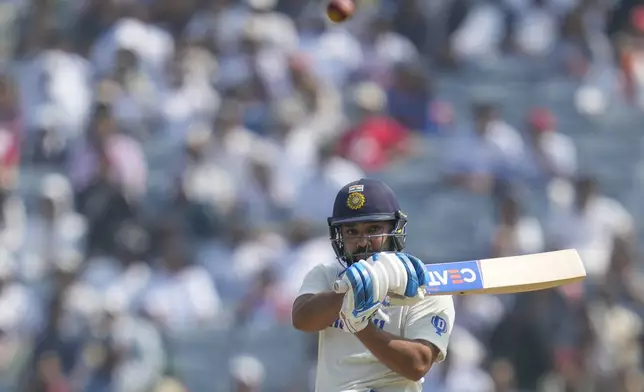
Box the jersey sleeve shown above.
[296,264,335,297]
[403,296,456,363]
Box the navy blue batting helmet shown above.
[328,178,407,264]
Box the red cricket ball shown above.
[326,0,355,23]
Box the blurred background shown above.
[0,0,643,391]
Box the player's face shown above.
[340,221,393,262]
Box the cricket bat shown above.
[333,249,586,296]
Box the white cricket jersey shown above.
[297,263,456,392]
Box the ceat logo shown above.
[427,268,478,286]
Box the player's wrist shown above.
[354,321,377,337]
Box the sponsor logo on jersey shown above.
[423,260,483,294]
[431,315,447,336]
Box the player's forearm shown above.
[291,292,344,332]
[355,324,434,381]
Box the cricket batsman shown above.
[292,178,455,392]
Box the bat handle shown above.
[333,279,349,294]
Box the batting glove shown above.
[371,252,430,305]
[338,260,385,311]
[337,260,389,333]
[339,285,382,333]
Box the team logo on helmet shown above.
[347,192,366,210]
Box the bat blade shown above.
[422,249,586,295]
[333,249,586,296]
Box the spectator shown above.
[392,0,429,54]
[449,0,511,62]
[614,2,644,106]
[0,75,21,172]
[21,285,79,392]
[74,151,138,257]
[423,326,494,391]
[158,45,220,145]
[489,190,544,258]
[17,31,92,141]
[105,48,160,138]
[178,125,236,237]
[441,102,522,194]
[283,53,344,138]
[68,103,147,203]
[208,99,261,187]
[103,224,152,315]
[142,234,222,331]
[21,174,87,283]
[292,141,364,222]
[296,12,363,87]
[547,177,635,281]
[32,351,73,392]
[235,266,288,329]
[29,105,69,165]
[521,107,578,183]
[386,63,432,132]
[280,219,335,303]
[359,16,419,85]
[207,225,286,302]
[90,4,174,80]
[338,81,410,172]
[229,354,265,392]
[505,0,564,58]
[489,289,578,390]
[82,297,165,392]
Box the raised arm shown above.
[291,291,344,332]
[291,264,344,332]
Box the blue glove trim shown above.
[345,266,365,309]
[396,253,420,297]
[405,253,430,286]
[353,262,374,309]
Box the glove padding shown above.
[337,258,390,307]
[338,261,385,333]
[371,252,430,306]
[339,284,382,333]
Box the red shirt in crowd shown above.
[338,115,409,172]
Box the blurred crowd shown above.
[0,0,644,391]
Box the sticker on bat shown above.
[423,260,483,294]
